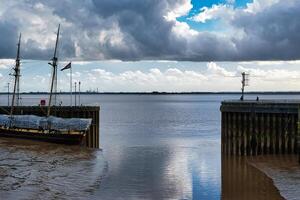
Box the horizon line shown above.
[1,91,300,95]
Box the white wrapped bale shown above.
[46,116,92,131]
[11,115,41,129]
[39,118,49,130]
[0,114,92,132]
[63,118,92,131]
[0,115,10,127]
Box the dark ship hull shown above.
[0,127,85,145]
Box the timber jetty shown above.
[220,100,299,161]
[0,106,100,148]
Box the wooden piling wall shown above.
[221,101,299,156]
[0,106,100,148]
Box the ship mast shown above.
[47,24,60,117]
[10,33,21,117]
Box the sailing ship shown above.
[0,25,92,145]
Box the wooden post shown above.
[232,113,237,155]
[297,106,300,163]
[224,112,229,154]
[228,113,232,155]
[270,114,276,154]
[257,113,263,155]
[241,113,246,155]
[237,113,242,155]
[221,112,225,154]
[247,113,251,156]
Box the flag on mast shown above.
[60,61,73,106]
[61,62,71,71]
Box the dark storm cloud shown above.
[232,1,300,61]
[0,0,299,61]
[91,0,188,60]
[14,33,76,60]
[0,21,18,58]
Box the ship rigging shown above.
[0,25,92,145]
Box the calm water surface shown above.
[0,94,295,199]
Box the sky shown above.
[0,0,300,92]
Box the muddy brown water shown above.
[249,155,300,200]
[222,155,284,200]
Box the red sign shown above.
[40,99,46,106]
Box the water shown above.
[249,155,300,200]
[0,94,294,199]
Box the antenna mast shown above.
[47,24,60,117]
[240,72,249,101]
[10,33,21,117]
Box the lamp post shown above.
[79,81,81,106]
[75,82,77,107]
[7,82,10,106]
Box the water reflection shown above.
[0,138,106,200]
[94,139,221,200]
[221,155,283,200]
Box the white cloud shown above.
[2,60,300,92]
[166,1,198,38]
[165,0,193,21]
[91,69,114,80]
[191,4,234,23]
[57,61,300,92]
[72,61,92,65]
[58,67,209,92]
[252,61,286,66]
[55,62,237,92]
[287,60,300,65]
[238,60,300,66]
[172,21,199,37]
[206,62,235,77]
[190,0,282,24]
[0,59,14,69]
[2,1,73,55]
[236,65,300,81]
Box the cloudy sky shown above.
[0,0,300,92]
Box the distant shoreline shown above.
[1,91,300,95]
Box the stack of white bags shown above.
[0,115,92,132]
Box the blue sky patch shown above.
[177,0,252,31]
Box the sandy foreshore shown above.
[248,155,300,200]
